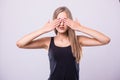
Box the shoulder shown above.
[40,37,51,41]
[38,36,52,44]
[39,36,54,50]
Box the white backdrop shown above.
[1,0,120,80]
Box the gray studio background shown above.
[1,0,120,80]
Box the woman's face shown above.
[56,12,68,34]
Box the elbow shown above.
[102,37,111,45]
[16,41,24,48]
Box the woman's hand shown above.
[43,19,60,32]
[64,18,82,31]
[16,19,60,48]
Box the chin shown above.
[59,32,66,34]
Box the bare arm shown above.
[16,28,47,48]
[65,18,110,46]
[16,19,60,49]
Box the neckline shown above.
[54,44,71,48]
[53,37,71,48]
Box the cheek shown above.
[61,25,68,29]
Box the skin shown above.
[16,12,110,50]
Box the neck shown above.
[56,32,68,39]
[55,32,70,46]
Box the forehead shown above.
[57,12,67,19]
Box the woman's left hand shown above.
[64,18,82,31]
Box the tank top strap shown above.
[51,37,54,43]
[49,37,54,49]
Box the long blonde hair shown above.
[53,6,82,63]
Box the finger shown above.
[62,18,67,22]
[54,19,60,27]
[75,18,78,22]
[47,20,50,23]
[54,18,61,23]
[75,18,79,23]
[65,18,72,25]
[65,21,70,27]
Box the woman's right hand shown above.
[42,19,60,33]
[16,19,60,48]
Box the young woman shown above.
[16,6,110,80]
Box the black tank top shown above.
[48,37,79,80]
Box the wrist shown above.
[75,25,83,31]
[40,27,48,33]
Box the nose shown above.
[60,20,64,26]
